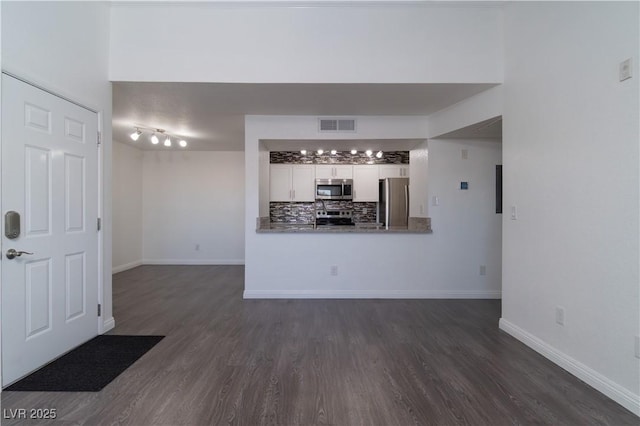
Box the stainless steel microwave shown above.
[315,179,353,200]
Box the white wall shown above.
[1,2,113,339]
[245,116,502,299]
[109,3,503,84]
[142,151,245,265]
[500,2,639,415]
[428,138,502,290]
[112,141,143,273]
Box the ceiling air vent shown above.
[318,118,356,133]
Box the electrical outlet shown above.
[619,58,632,81]
[195,244,200,251]
[330,265,338,276]
[461,149,468,160]
[510,205,518,220]
[635,336,640,359]
[479,265,486,276]
[555,306,565,326]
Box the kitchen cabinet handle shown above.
[289,190,292,199]
[292,190,296,199]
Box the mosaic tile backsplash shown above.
[270,201,378,224]
[270,151,409,165]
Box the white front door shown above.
[1,74,100,387]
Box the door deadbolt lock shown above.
[6,249,33,260]
[5,211,20,239]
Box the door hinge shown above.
[98,304,102,316]
[97,218,101,231]
[97,131,101,146]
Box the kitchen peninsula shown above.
[256,217,432,233]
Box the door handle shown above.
[6,248,33,260]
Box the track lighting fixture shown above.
[317,149,324,155]
[300,149,307,155]
[365,150,373,156]
[330,149,337,155]
[350,149,357,155]
[130,128,142,141]
[376,150,383,159]
[130,126,188,148]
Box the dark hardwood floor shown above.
[2,265,637,425]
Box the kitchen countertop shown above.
[256,222,432,234]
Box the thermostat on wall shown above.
[460,182,469,190]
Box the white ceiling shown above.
[112,82,498,151]
[436,115,502,139]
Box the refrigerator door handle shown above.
[404,185,409,222]
[385,180,391,229]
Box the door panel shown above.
[25,146,52,235]
[24,103,52,133]
[1,74,99,387]
[65,154,85,232]
[65,252,86,321]
[64,117,85,143]
[25,259,52,338]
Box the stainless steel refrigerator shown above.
[378,178,409,228]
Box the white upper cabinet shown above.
[379,164,410,179]
[333,165,353,179]
[291,165,315,201]
[353,165,379,202]
[316,165,353,179]
[270,164,315,201]
[270,165,292,202]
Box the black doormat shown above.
[5,335,164,392]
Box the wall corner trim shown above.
[499,318,640,417]
[112,260,143,274]
[142,259,245,266]
[102,317,116,334]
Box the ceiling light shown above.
[365,150,373,156]
[330,149,337,155]
[376,150,383,159]
[132,126,188,148]
[300,149,307,155]
[350,149,357,155]
[130,129,142,141]
[317,149,324,155]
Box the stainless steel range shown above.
[315,209,355,226]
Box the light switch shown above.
[510,205,518,220]
[432,196,439,206]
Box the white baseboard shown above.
[243,290,501,299]
[102,317,115,333]
[112,260,143,274]
[143,259,245,265]
[499,318,640,417]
